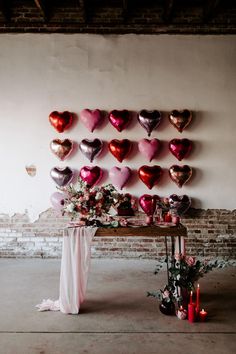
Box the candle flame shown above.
[190,290,193,295]
[197,284,200,288]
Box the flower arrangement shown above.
[147,255,229,306]
[61,177,120,221]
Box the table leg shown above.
[164,236,170,284]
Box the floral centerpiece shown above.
[61,177,120,224]
[147,255,228,313]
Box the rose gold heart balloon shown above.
[169,165,192,188]
[138,165,163,189]
[169,194,191,215]
[49,111,73,133]
[50,139,74,161]
[169,110,192,133]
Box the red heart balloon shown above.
[138,165,163,189]
[169,165,192,188]
[139,194,160,216]
[169,110,192,133]
[169,139,192,161]
[108,139,132,162]
[79,166,103,187]
[49,111,73,133]
[108,110,131,132]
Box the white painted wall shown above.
[0,34,235,220]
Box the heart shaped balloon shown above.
[80,109,103,132]
[139,194,160,216]
[169,109,192,133]
[169,194,191,215]
[108,139,132,162]
[169,165,192,188]
[79,139,103,162]
[169,138,192,161]
[49,111,73,133]
[50,167,74,187]
[50,192,65,210]
[138,138,161,162]
[80,166,103,187]
[50,139,74,161]
[109,166,132,190]
[138,165,163,189]
[108,110,131,132]
[138,110,162,136]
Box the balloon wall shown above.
[0,34,235,220]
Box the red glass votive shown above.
[199,309,207,322]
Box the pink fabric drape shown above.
[36,226,97,314]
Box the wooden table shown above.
[95,224,187,284]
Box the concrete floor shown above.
[0,259,235,354]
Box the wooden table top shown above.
[95,224,187,237]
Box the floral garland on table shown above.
[60,177,138,226]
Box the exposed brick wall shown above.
[0,208,235,259]
[0,0,235,34]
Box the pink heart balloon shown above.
[50,192,65,211]
[139,194,160,216]
[80,109,103,132]
[109,166,132,190]
[138,138,161,162]
[80,166,103,187]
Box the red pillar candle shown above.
[199,309,208,322]
[188,303,196,323]
[196,284,200,315]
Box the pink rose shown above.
[163,290,170,299]
[186,256,196,266]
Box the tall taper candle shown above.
[196,284,200,314]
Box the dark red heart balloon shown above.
[80,166,103,187]
[109,110,131,132]
[169,165,192,188]
[169,110,192,133]
[139,194,160,216]
[108,139,132,162]
[169,139,192,161]
[138,165,163,189]
[49,111,73,133]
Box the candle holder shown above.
[199,309,208,322]
[146,215,153,225]
[176,306,187,320]
[188,303,196,323]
